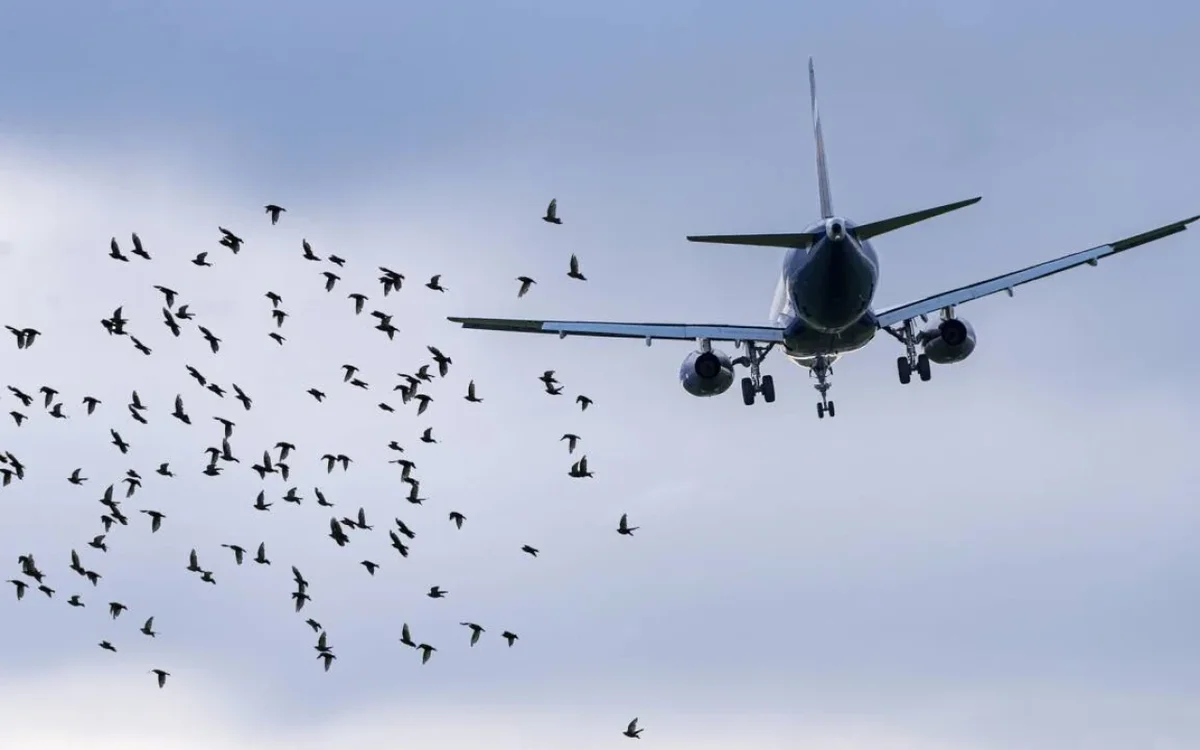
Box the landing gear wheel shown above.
[760,375,776,403]
[816,402,825,419]
[896,356,912,385]
[827,401,835,418]
[735,340,776,406]
[916,353,931,382]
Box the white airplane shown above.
[449,58,1196,419]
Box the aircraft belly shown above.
[783,315,876,360]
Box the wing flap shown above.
[447,317,786,343]
[873,214,1198,328]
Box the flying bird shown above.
[516,276,536,297]
[265,204,286,224]
[542,198,562,224]
[567,253,586,281]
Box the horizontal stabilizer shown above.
[685,232,818,249]
[853,196,981,241]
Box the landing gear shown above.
[887,319,932,385]
[736,340,775,406]
[811,354,835,418]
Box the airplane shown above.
[448,58,1196,419]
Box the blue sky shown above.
[1,2,1199,748]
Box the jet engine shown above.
[679,349,735,397]
[919,317,977,364]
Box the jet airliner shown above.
[449,59,1196,419]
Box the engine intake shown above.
[920,317,976,364]
[680,349,734,397]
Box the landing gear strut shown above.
[735,340,776,406]
[885,318,931,385]
[811,355,835,419]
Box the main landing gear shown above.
[885,318,931,385]
[735,341,776,406]
[811,354,835,419]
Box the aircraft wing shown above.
[446,317,786,344]
[873,214,1198,329]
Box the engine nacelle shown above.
[920,317,977,364]
[679,349,735,397]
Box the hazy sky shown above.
[1,2,1199,748]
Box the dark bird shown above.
[461,622,485,646]
[305,618,322,633]
[130,232,150,259]
[623,719,643,739]
[448,511,465,530]
[175,304,194,320]
[110,430,130,454]
[348,293,367,314]
[413,393,432,416]
[542,198,562,224]
[68,468,87,485]
[232,384,252,411]
[191,251,212,267]
[150,669,169,688]
[328,255,346,266]
[322,271,340,292]
[342,364,358,382]
[569,455,593,478]
[108,601,128,619]
[307,388,326,402]
[361,560,379,576]
[521,545,539,557]
[427,586,447,599]
[516,276,536,297]
[265,291,282,308]
[221,544,246,565]
[99,641,117,653]
[162,307,181,337]
[428,346,452,377]
[156,463,174,477]
[329,518,350,546]
[545,384,564,396]
[317,652,336,671]
[301,239,320,261]
[218,227,244,253]
[567,253,587,281]
[8,579,27,600]
[82,396,100,414]
[425,274,447,292]
[399,623,417,648]
[254,542,270,565]
[501,631,519,647]
[198,326,221,353]
[269,332,285,345]
[420,427,436,444]
[171,394,190,424]
[464,380,483,403]
[561,433,580,453]
[109,237,129,262]
[130,335,152,356]
[154,285,178,308]
[265,204,286,224]
[617,513,638,536]
[416,644,436,664]
[141,617,157,637]
[577,394,593,411]
[271,309,288,328]
[140,509,165,532]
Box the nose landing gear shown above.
[812,355,835,418]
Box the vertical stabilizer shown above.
[809,57,834,219]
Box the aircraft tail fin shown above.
[809,57,834,220]
[852,196,982,241]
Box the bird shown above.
[150,669,169,688]
[561,433,580,453]
[460,622,485,646]
[425,274,447,292]
[577,394,593,411]
[542,198,562,224]
[448,511,465,530]
[416,644,436,664]
[521,545,539,557]
[516,276,536,297]
[464,380,483,403]
[501,631,519,647]
[141,617,157,637]
[618,513,639,536]
[567,253,587,280]
[428,346,451,377]
[427,586,447,599]
[623,718,643,739]
[130,232,150,259]
[265,204,286,224]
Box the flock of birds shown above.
[2,196,647,739]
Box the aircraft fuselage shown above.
[773,217,880,364]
